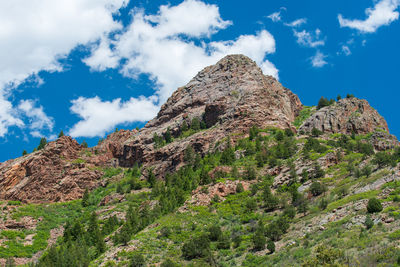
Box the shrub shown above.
[181,234,210,260]
[310,182,326,196]
[267,240,275,254]
[208,225,222,242]
[311,127,323,137]
[252,229,266,251]
[161,259,178,267]
[367,198,383,213]
[318,198,328,210]
[130,253,145,267]
[217,233,231,249]
[245,198,257,212]
[365,215,374,230]
[236,183,244,193]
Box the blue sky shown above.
[0,0,399,161]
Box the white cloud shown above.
[310,51,328,68]
[341,45,352,56]
[284,18,307,27]
[338,0,400,33]
[0,0,128,137]
[69,96,159,138]
[267,11,282,22]
[77,0,278,137]
[18,100,54,132]
[0,97,24,137]
[293,29,325,48]
[85,0,277,103]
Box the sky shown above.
[0,0,400,162]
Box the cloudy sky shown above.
[0,0,400,161]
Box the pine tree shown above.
[164,128,172,143]
[191,117,201,131]
[81,140,88,148]
[58,130,64,138]
[37,137,47,150]
[22,150,27,156]
[146,169,156,188]
[267,240,275,254]
[82,188,90,207]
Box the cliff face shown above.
[0,136,102,203]
[116,55,303,176]
[299,98,389,135]
[299,97,398,150]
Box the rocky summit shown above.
[1,54,400,266]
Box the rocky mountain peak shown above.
[119,54,303,174]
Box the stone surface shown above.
[299,98,390,135]
[0,136,102,203]
[118,55,303,177]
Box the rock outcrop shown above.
[117,54,303,176]
[299,98,389,135]
[0,136,102,203]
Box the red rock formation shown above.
[0,136,102,203]
[299,98,389,135]
[117,55,303,176]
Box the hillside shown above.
[1,55,400,266]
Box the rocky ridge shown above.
[0,54,396,203]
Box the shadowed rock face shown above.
[117,54,303,176]
[299,98,389,135]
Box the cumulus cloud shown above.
[0,0,128,136]
[0,97,24,137]
[284,18,307,27]
[293,29,325,48]
[338,0,400,33]
[69,96,159,138]
[18,100,54,133]
[310,51,328,68]
[76,0,278,137]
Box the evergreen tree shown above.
[147,169,156,188]
[184,146,195,165]
[82,188,90,207]
[230,165,239,178]
[191,117,201,131]
[253,229,266,251]
[58,130,64,138]
[317,96,330,110]
[249,125,259,141]
[37,137,47,150]
[164,128,172,143]
[22,150,27,156]
[81,140,88,148]
[267,240,275,254]
[181,121,188,132]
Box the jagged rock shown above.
[299,98,389,135]
[118,54,302,176]
[0,136,102,203]
[184,180,252,207]
[370,131,399,151]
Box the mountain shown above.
[0,55,399,266]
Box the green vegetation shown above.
[2,122,400,266]
[293,106,315,128]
